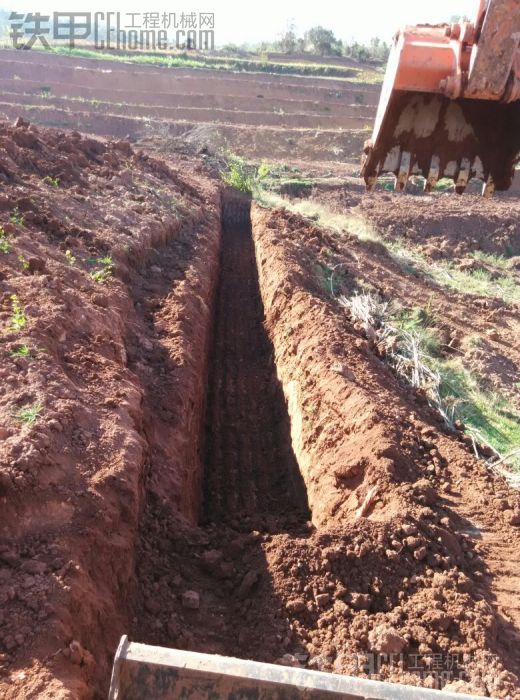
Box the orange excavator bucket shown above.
[361,0,520,194]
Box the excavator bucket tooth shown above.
[361,91,520,192]
[483,176,496,197]
[455,157,471,194]
[424,155,440,192]
[396,151,411,191]
[365,174,378,191]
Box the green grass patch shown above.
[89,256,114,283]
[392,305,441,356]
[438,360,520,465]
[273,177,315,195]
[389,305,520,469]
[256,191,381,243]
[386,242,428,277]
[437,264,519,303]
[470,250,514,270]
[15,401,43,426]
[10,344,31,358]
[343,291,520,471]
[0,225,10,254]
[387,240,519,304]
[43,46,381,81]
[9,295,27,330]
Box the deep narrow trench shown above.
[130,193,312,664]
[202,193,310,530]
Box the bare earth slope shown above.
[0,118,221,698]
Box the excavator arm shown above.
[361,0,520,194]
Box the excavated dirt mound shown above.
[250,206,520,695]
[0,118,221,698]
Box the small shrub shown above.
[0,226,10,254]
[90,255,114,283]
[65,249,76,266]
[18,255,29,271]
[221,154,254,193]
[10,344,31,358]
[221,154,268,194]
[10,207,25,226]
[257,161,270,179]
[9,294,27,330]
[315,261,347,296]
[43,175,60,188]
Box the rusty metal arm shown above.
[465,0,520,101]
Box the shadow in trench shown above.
[202,190,310,531]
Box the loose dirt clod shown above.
[182,591,200,610]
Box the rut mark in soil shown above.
[203,197,310,528]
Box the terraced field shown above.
[0,48,379,164]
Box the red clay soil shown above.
[0,101,369,164]
[0,92,370,130]
[301,182,520,255]
[0,79,375,116]
[0,50,382,104]
[0,118,221,698]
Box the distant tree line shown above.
[280,25,390,62]
[224,25,390,64]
